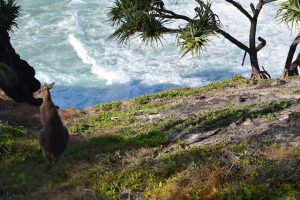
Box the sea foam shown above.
[68,34,130,85]
[10,0,295,108]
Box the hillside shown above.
[0,76,300,200]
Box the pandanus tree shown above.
[277,0,300,77]
[108,0,276,79]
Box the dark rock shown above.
[0,30,41,105]
[239,95,249,102]
[195,95,206,100]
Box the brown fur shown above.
[33,83,69,160]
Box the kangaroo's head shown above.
[33,82,55,99]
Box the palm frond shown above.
[108,0,219,56]
[0,0,20,31]
[108,11,144,43]
[107,0,152,25]
[177,0,219,57]
[139,15,167,45]
[277,0,300,30]
[108,0,168,45]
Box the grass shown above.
[68,75,264,137]
[133,75,252,102]
[200,100,291,130]
[0,124,41,195]
[143,100,292,137]
[92,142,300,200]
[1,75,300,199]
[69,97,165,136]
[1,98,297,199]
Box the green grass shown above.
[92,141,300,200]
[1,108,299,199]
[1,75,299,199]
[200,100,291,130]
[0,124,41,195]
[143,100,292,136]
[68,75,256,136]
[68,75,257,137]
[133,75,251,102]
[69,99,165,136]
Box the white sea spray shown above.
[11,0,295,108]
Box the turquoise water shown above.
[11,0,293,108]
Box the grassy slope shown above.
[0,76,300,200]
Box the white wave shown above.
[36,71,76,85]
[57,12,78,30]
[10,0,295,108]
[68,34,130,85]
[68,0,85,5]
[36,71,52,84]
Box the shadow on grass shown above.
[166,100,292,138]
[0,99,294,198]
[0,118,177,198]
[96,142,300,200]
[66,129,171,163]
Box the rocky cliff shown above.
[0,30,40,105]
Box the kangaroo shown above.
[33,82,69,164]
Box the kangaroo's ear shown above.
[47,82,55,89]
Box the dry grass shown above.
[0,91,85,129]
[59,108,86,127]
[263,145,297,161]
[0,91,40,127]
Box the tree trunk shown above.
[249,52,262,78]
[281,33,300,78]
[289,52,300,76]
[215,1,274,79]
[249,18,268,79]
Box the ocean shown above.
[11,0,294,108]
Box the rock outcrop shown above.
[0,30,41,105]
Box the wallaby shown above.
[33,82,69,164]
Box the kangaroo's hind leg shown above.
[39,128,49,164]
[41,147,49,164]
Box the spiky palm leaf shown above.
[277,0,300,29]
[139,15,168,45]
[177,0,220,57]
[108,0,219,56]
[0,0,20,31]
[108,11,144,43]
[108,0,168,45]
[107,0,153,26]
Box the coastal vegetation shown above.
[108,0,300,79]
[1,76,300,199]
[0,1,300,199]
[108,0,277,79]
[277,0,300,77]
[0,0,19,31]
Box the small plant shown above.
[69,121,91,135]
